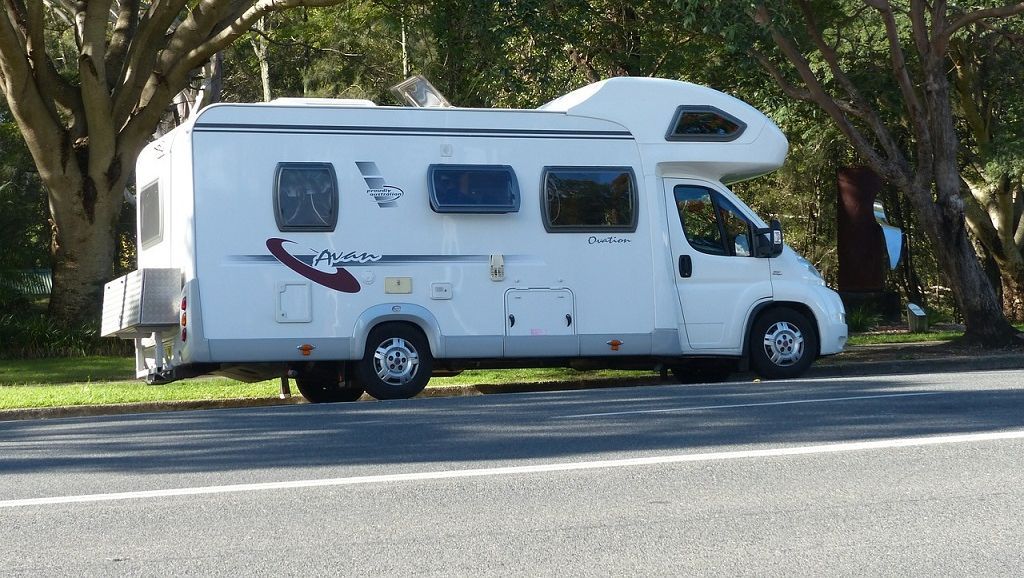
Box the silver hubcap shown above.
[373,337,420,385]
[762,321,805,367]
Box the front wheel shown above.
[749,307,818,379]
[354,323,433,400]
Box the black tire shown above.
[749,307,818,379]
[295,363,365,403]
[670,359,736,384]
[354,323,433,400]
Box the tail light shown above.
[180,296,188,342]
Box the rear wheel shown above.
[294,363,365,403]
[749,307,818,379]
[354,323,433,400]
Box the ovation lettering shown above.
[588,236,632,245]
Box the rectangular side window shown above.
[275,163,338,232]
[543,167,638,232]
[139,180,161,249]
[429,165,520,213]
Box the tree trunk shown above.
[917,45,1019,345]
[920,204,1017,344]
[47,188,122,326]
[1000,265,1024,323]
[39,146,130,327]
[251,17,273,102]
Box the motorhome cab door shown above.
[663,178,773,350]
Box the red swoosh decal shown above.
[266,238,361,293]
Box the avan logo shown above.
[267,238,363,293]
[356,161,404,208]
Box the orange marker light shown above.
[607,339,623,351]
[297,344,316,357]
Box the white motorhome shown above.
[102,77,847,402]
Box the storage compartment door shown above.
[504,289,578,357]
[276,282,312,323]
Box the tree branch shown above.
[121,0,351,159]
[949,37,990,147]
[106,0,140,85]
[77,0,118,188]
[111,0,191,128]
[786,2,911,179]
[23,1,77,120]
[962,182,1006,262]
[752,4,910,188]
[1014,182,1024,249]
[0,2,69,186]
[866,0,938,193]
[945,2,1024,37]
[41,0,74,26]
[566,46,600,84]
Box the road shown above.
[2,369,1023,575]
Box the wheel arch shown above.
[350,304,443,360]
[743,301,822,360]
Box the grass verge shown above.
[846,330,961,346]
[3,323,1020,411]
[0,358,655,410]
[0,379,284,410]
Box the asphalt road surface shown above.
[2,369,1023,576]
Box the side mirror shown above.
[754,219,784,258]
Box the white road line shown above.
[554,391,945,419]
[3,429,1023,509]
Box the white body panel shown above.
[124,77,847,381]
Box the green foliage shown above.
[0,313,132,360]
[221,4,410,103]
[0,103,48,272]
[845,305,883,333]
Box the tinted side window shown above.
[429,165,520,213]
[274,163,338,232]
[666,106,746,141]
[717,196,753,257]
[140,181,161,249]
[673,185,752,257]
[543,167,637,232]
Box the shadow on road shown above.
[2,375,1022,476]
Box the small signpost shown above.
[907,303,928,333]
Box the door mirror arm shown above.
[753,219,784,258]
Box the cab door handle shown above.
[678,255,692,278]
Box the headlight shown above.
[796,256,825,285]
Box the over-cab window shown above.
[139,180,162,249]
[542,167,638,232]
[429,165,520,213]
[666,106,746,142]
[673,185,752,257]
[274,163,338,231]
